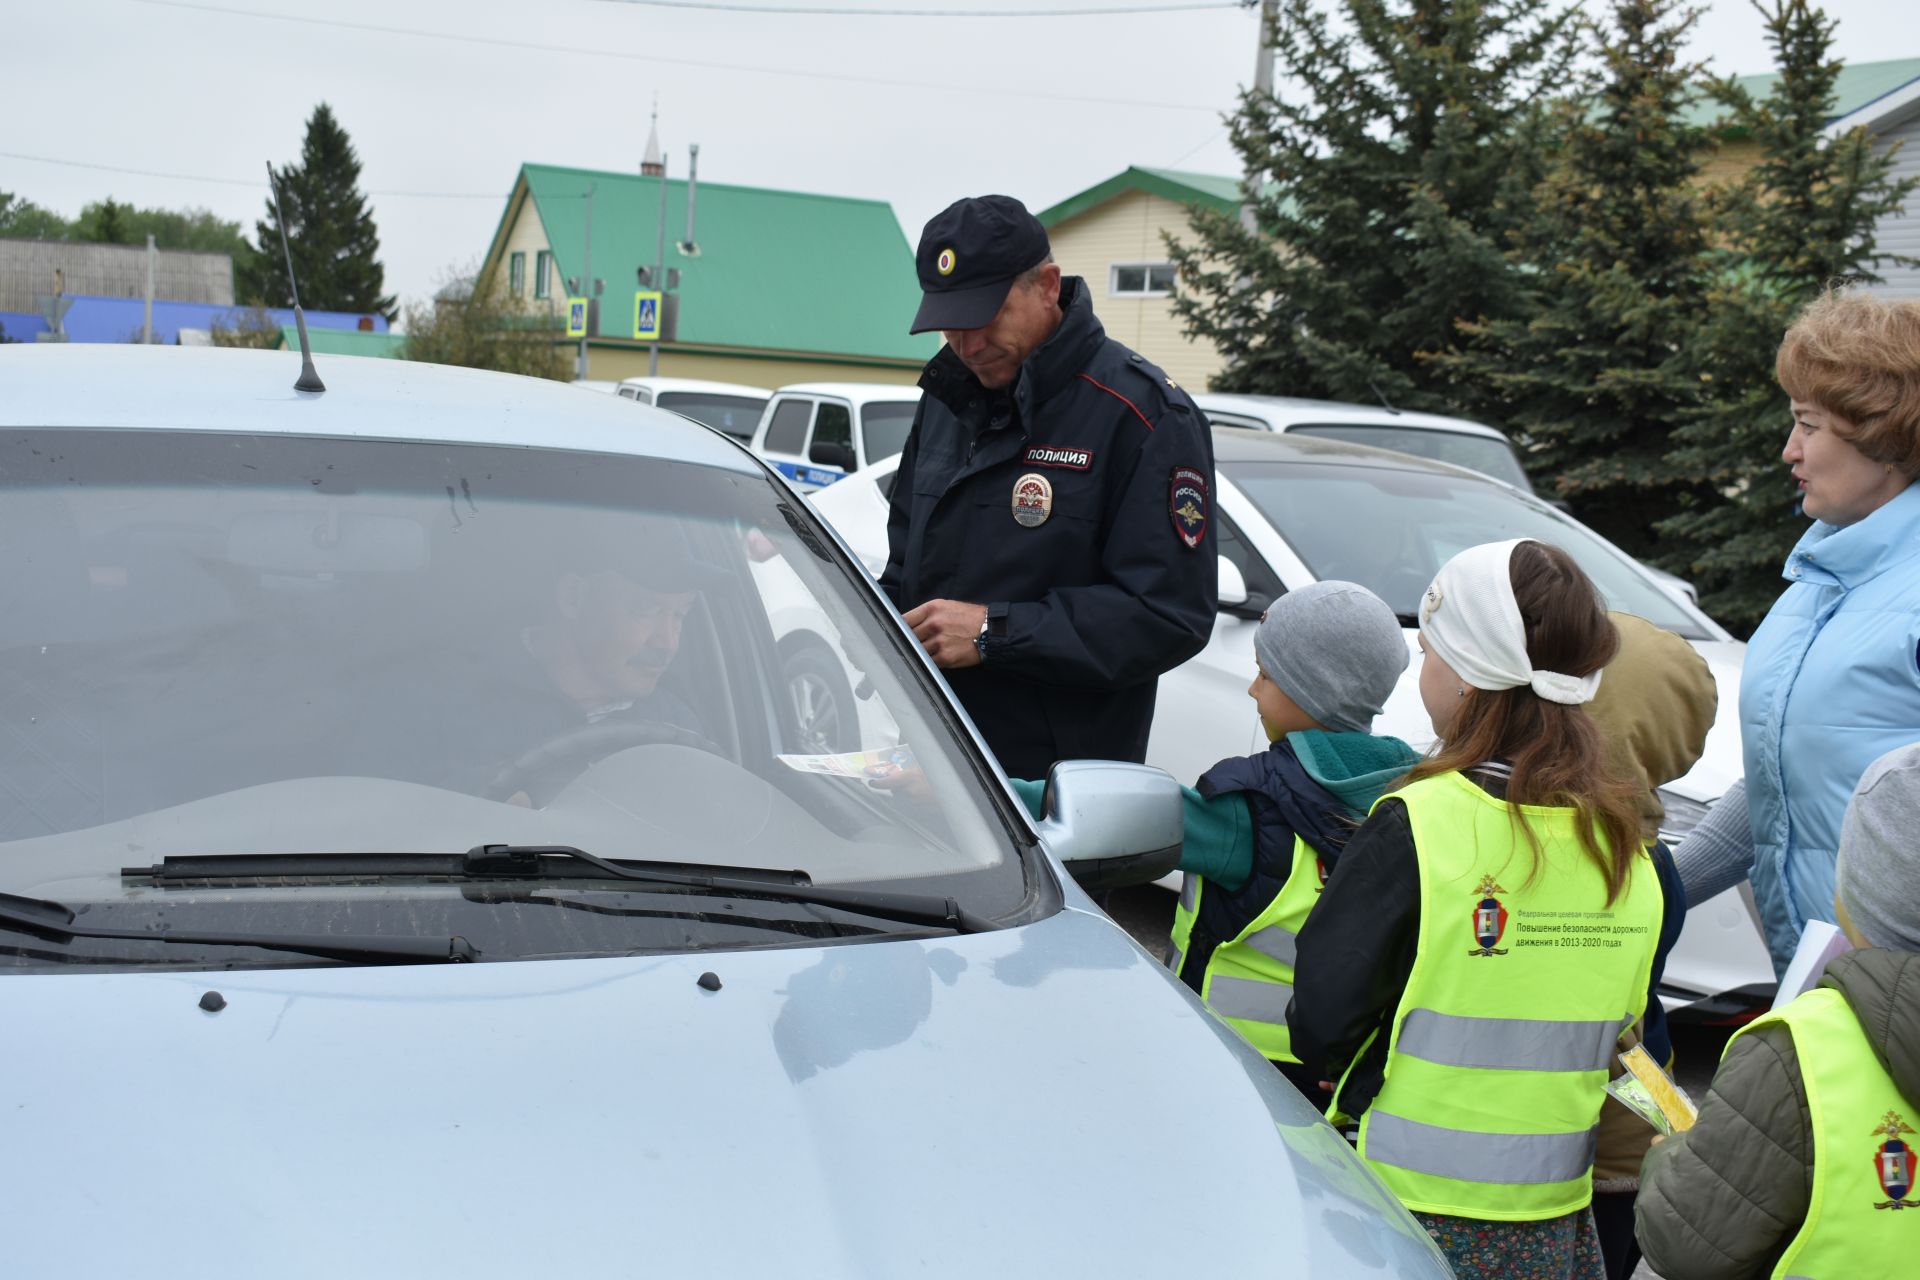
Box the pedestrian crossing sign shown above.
[633,290,663,340]
[565,297,588,338]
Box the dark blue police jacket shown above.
[880,277,1217,779]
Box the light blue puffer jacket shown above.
[1740,482,1920,971]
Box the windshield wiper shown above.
[0,891,477,965]
[121,845,991,935]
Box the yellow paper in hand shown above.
[1617,1043,1697,1133]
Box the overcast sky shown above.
[4,0,1911,313]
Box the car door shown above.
[1142,495,1291,787]
[801,399,857,488]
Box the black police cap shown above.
[909,195,1052,335]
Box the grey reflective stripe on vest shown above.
[1242,924,1297,968]
[1207,975,1293,1024]
[1367,1111,1597,1185]
[1178,874,1198,913]
[1166,944,1184,975]
[1396,1010,1622,1072]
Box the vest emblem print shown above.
[1874,1110,1918,1209]
[1314,854,1328,894]
[1468,875,1510,957]
[1011,472,1053,528]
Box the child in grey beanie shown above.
[1252,581,1409,736]
[1836,741,1920,952]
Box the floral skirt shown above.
[1413,1207,1606,1280]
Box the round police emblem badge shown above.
[1011,472,1053,528]
[1874,1110,1919,1208]
[936,247,956,276]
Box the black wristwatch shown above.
[975,603,1009,662]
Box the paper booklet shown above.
[1770,918,1854,1011]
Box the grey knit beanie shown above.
[1253,580,1408,734]
[1836,742,1920,952]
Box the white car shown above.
[749,381,922,492]
[614,376,770,444]
[808,430,1774,1009]
[1196,393,1701,606]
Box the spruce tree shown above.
[240,103,395,319]
[1167,0,1578,413]
[1657,0,1917,630]
[1437,0,1717,560]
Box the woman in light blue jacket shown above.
[1738,290,1920,971]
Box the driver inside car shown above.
[349,522,721,805]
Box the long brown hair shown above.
[1404,541,1645,903]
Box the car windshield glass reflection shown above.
[1284,423,1532,489]
[1226,461,1707,638]
[655,392,766,442]
[0,431,1017,968]
[860,402,918,464]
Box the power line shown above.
[129,0,1224,113]
[595,0,1244,14]
[0,149,504,200]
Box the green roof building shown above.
[477,163,937,388]
[272,326,408,360]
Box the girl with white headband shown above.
[1288,539,1671,1280]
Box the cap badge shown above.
[1011,472,1053,528]
[936,247,957,277]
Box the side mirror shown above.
[809,440,856,471]
[1034,760,1182,893]
[1216,556,1270,620]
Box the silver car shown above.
[0,345,1451,1278]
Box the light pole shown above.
[578,183,595,381]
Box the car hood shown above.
[2,906,1445,1279]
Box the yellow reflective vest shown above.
[1168,836,1325,1062]
[1730,986,1918,1279]
[1343,771,1661,1220]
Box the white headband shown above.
[1418,539,1603,706]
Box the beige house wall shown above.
[496,195,563,315]
[583,343,923,389]
[1048,190,1225,390]
[1697,137,1763,189]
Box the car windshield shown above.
[1284,423,1532,490]
[860,401,919,464]
[0,430,1022,969]
[656,392,767,442]
[1226,460,1709,639]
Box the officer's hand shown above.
[903,598,988,669]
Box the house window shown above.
[534,250,552,299]
[509,252,526,296]
[1110,262,1177,297]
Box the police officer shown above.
[882,194,1217,780]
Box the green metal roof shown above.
[1682,55,1920,130]
[273,326,408,359]
[498,164,936,364]
[1037,167,1246,228]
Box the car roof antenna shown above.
[1367,379,1401,416]
[266,161,326,394]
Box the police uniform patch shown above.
[1169,465,1208,549]
[1874,1111,1919,1209]
[1468,875,1510,957]
[1011,472,1053,528]
[1022,444,1093,471]
[936,247,956,276]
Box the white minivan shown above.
[749,382,922,491]
[615,376,770,444]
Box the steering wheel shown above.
[485,718,725,806]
